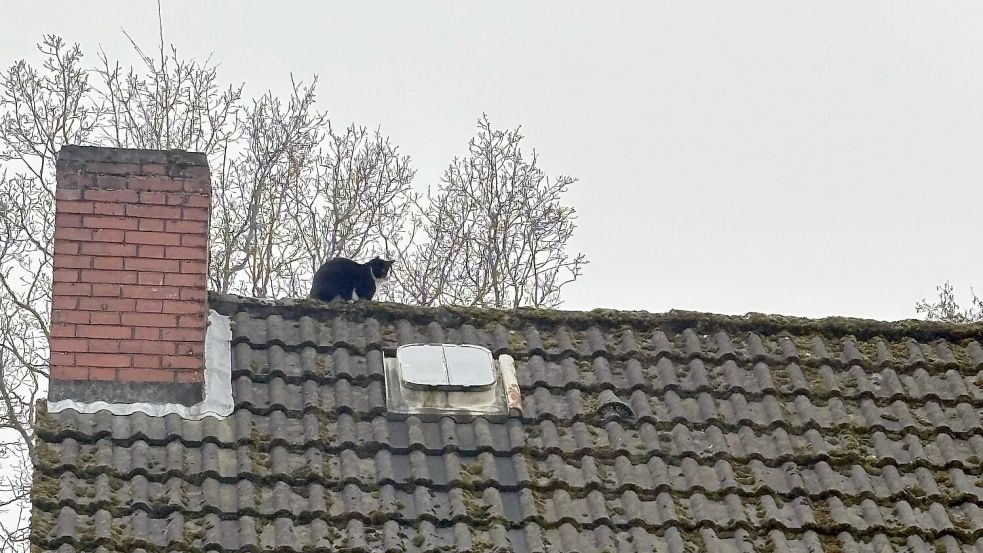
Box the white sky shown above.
[3,2,982,321]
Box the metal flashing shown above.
[46,309,234,419]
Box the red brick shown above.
[184,178,210,193]
[84,189,139,203]
[86,162,142,175]
[175,342,205,356]
[137,272,165,286]
[55,172,93,189]
[50,352,75,366]
[165,193,210,208]
[80,242,137,259]
[180,234,207,248]
[55,213,83,228]
[54,255,93,269]
[177,314,205,327]
[88,368,117,380]
[182,166,210,180]
[50,366,89,380]
[133,327,161,340]
[164,246,207,260]
[125,204,182,219]
[124,231,180,246]
[138,218,165,232]
[55,189,82,201]
[120,340,174,355]
[54,226,91,241]
[79,243,132,261]
[135,299,164,313]
[130,176,182,192]
[54,241,79,255]
[120,312,178,327]
[80,269,137,284]
[137,245,166,258]
[49,337,90,353]
[92,202,126,216]
[92,257,124,270]
[160,299,204,314]
[122,284,179,299]
[87,338,120,353]
[180,260,208,274]
[53,269,79,283]
[50,323,76,338]
[162,273,205,287]
[118,368,175,382]
[139,191,168,205]
[77,353,131,368]
[162,355,202,369]
[182,207,210,221]
[51,310,89,324]
[91,229,125,242]
[141,164,167,175]
[180,288,207,301]
[77,297,135,311]
[94,175,127,189]
[175,370,204,383]
[165,220,207,234]
[162,328,205,342]
[90,283,123,297]
[51,296,78,310]
[77,325,132,339]
[83,215,138,230]
[124,257,180,272]
[59,200,94,214]
[131,355,162,369]
[89,312,121,325]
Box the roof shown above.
[31,292,983,552]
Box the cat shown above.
[310,257,394,302]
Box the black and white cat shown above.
[310,257,394,302]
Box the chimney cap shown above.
[57,145,208,167]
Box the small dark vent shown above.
[597,390,634,422]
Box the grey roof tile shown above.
[32,293,983,552]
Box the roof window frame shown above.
[397,343,496,392]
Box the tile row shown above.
[34,504,983,553]
[231,343,983,403]
[35,428,983,495]
[35,467,983,525]
[228,312,983,370]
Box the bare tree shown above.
[207,83,417,299]
[395,115,586,308]
[208,79,325,297]
[95,37,243,157]
[286,123,416,283]
[0,34,101,552]
[916,281,983,323]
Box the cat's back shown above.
[314,257,359,276]
[311,257,360,300]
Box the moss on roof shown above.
[208,291,983,342]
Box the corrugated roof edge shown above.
[208,291,983,342]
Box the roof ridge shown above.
[207,291,983,342]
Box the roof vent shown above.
[597,390,634,422]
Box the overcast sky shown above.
[3,2,982,321]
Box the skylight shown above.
[397,344,496,391]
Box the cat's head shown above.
[368,257,394,280]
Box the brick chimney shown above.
[48,146,210,406]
